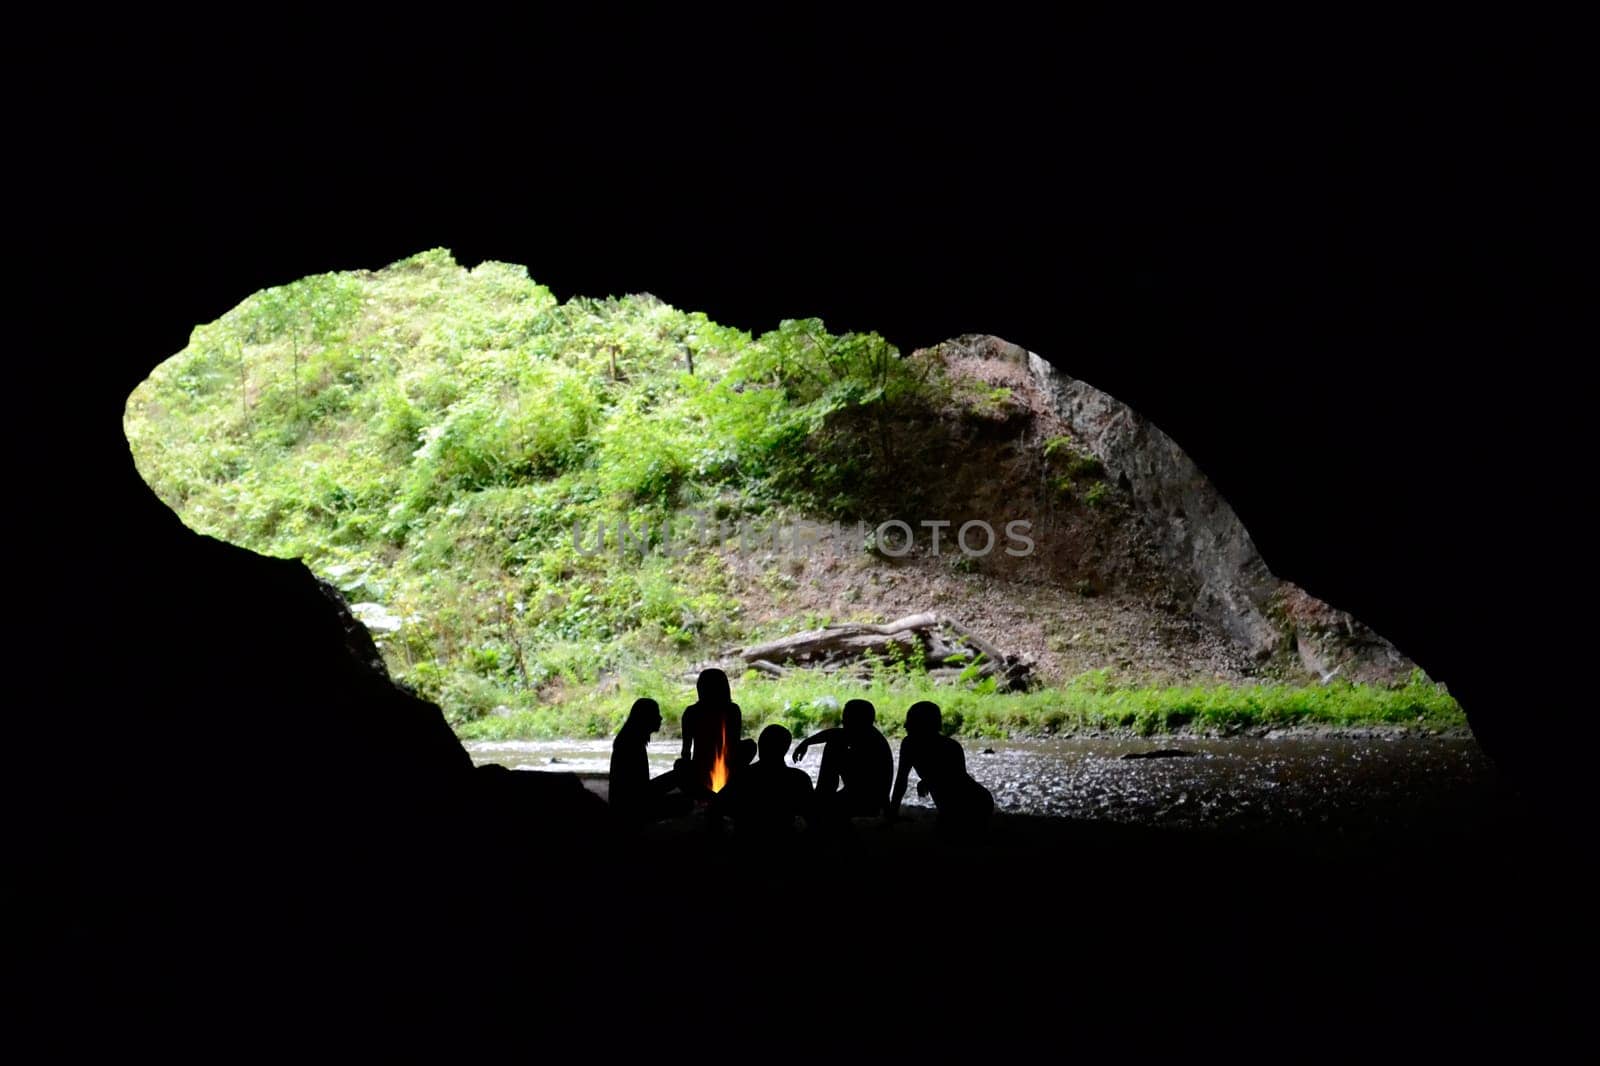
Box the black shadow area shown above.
[18,36,1585,1052]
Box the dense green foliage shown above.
[127,250,946,720]
[126,250,1463,735]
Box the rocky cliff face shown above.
[956,335,1415,681]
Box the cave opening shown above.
[118,249,1508,847]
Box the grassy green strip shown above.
[455,667,1464,741]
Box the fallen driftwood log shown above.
[722,612,1036,691]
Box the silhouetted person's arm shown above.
[887,738,914,819]
[792,727,845,762]
[648,767,680,797]
[678,705,696,767]
[869,733,895,805]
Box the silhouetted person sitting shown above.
[715,724,814,840]
[888,700,994,840]
[676,668,753,798]
[793,698,893,819]
[609,698,692,825]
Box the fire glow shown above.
[709,718,730,793]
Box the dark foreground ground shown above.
[37,761,1582,1057]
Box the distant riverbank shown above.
[455,670,1464,742]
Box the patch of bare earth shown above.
[711,345,1259,684]
[717,534,1254,684]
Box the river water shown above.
[463,732,1504,837]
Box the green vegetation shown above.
[126,249,1463,736]
[127,249,948,725]
[459,667,1466,742]
[1045,433,1107,502]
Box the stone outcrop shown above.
[1270,582,1414,684]
[956,334,1416,681]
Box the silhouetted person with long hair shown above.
[794,698,893,820]
[715,724,813,840]
[888,700,993,840]
[676,668,753,798]
[609,698,692,825]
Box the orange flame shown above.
[709,716,730,793]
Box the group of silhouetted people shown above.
[608,668,995,841]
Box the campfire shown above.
[709,718,730,793]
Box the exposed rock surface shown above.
[947,334,1415,681]
[1271,581,1414,683]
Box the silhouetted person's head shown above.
[842,699,876,730]
[758,724,792,762]
[905,701,942,737]
[623,698,662,735]
[697,668,730,706]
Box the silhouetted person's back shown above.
[609,698,691,825]
[718,724,813,839]
[888,701,993,840]
[678,668,748,797]
[794,698,893,818]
